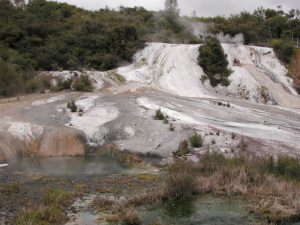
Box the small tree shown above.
[164,0,180,18]
[198,38,232,87]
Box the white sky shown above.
[52,0,300,17]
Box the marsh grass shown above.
[43,188,73,207]
[16,205,67,225]
[104,151,300,224]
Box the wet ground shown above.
[0,154,264,225]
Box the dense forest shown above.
[0,0,299,96]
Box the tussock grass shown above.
[43,188,73,207]
[123,152,300,224]
[16,205,67,225]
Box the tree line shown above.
[0,0,299,96]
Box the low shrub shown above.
[154,108,165,120]
[189,133,203,148]
[67,100,77,112]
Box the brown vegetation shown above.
[16,188,75,225]
[94,151,300,224]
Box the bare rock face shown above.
[39,128,85,157]
[0,122,85,161]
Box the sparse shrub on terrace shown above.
[154,108,165,120]
[73,75,93,92]
[67,100,77,112]
[189,133,203,148]
[173,140,190,156]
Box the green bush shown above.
[271,39,295,64]
[67,100,77,112]
[198,38,231,87]
[154,108,165,120]
[266,155,300,181]
[0,60,23,96]
[189,133,203,148]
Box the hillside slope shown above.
[116,43,299,107]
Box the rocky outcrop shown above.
[38,128,85,157]
[0,122,85,161]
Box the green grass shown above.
[16,206,67,225]
[43,188,73,207]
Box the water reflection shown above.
[141,196,259,225]
[8,153,154,178]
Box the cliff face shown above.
[289,48,300,94]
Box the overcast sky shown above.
[53,0,300,17]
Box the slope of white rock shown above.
[64,95,119,145]
[117,43,298,106]
[5,122,44,143]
